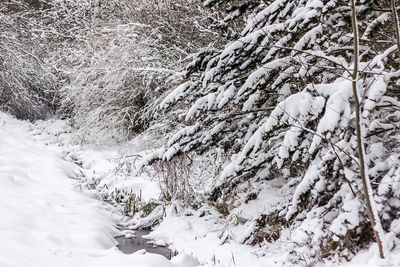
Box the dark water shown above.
[115,230,171,258]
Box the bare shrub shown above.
[153,154,193,201]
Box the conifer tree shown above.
[148,0,400,261]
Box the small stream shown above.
[115,230,171,258]
[63,144,173,259]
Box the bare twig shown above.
[392,0,400,58]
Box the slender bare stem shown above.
[392,0,400,58]
[351,0,385,259]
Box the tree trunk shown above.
[350,0,385,259]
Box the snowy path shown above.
[0,113,174,267]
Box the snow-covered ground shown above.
[0,112,176,267]
[1,112,399,267]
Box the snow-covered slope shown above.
[0,112,175,267]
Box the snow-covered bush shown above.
[0,0,127,121]
[60,21,182,142]
[0,1,59,120]
[50,0,234,143]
